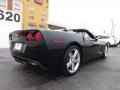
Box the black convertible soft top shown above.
[62,29,96,39]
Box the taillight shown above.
[34,32,42,42]
[26,32,33,41]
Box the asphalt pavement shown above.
[0,46,120,90]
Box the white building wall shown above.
[0,0,22,48]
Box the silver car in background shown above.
[97,35,119,47]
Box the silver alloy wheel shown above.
[66,48,80,73]
[104,46,108,57]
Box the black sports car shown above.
[9,29,108,76]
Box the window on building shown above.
[29,6,35,13]
[41,9,46,16]
[13,0,22,13]
[0,0,7,5]
[0,0,7,9]
[29,23,36,29]
[29,25,36,29]
[46,0,48,4]
[41,18,46,24]
[29,16,34,20]
[40,26,46,30]
[34,0,43,5]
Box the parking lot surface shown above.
[0,46,120,90]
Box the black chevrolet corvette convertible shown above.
[9,29,108,76]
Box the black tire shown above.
[62,45,81,76]
[101,45,108,58]
[115,44,118,47]
[107,42,111,47]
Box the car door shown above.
[82,32,98,61]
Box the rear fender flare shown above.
[62,42,83,64]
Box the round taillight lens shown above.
[26,32,33,41]
[34,32,42,42]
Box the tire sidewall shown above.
[107,42,111,47]
[104,45,108,57]
[102,45,108,58]
[62,45,81,76]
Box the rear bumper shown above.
[14,55,50,70]
[10,42,64,70]
[109,40,118,46]
[14,56,50,70]
[110,42,118,46]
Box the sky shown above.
[49,0,120,37]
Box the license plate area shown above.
[14,43,22,51]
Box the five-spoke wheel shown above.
[62,45,81,76]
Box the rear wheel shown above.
[62,46,81,76]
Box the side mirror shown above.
[91,36,100,41]
[90,38,97,42]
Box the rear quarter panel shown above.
[40,30,84,50]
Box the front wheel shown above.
[62,46,81,76]
[101,45,108,58]
[107,42,111,47]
